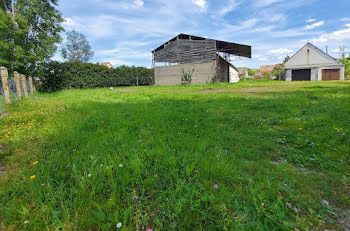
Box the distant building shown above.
[98,62,114,69]
[152,33,251,85]
[285,43,345,81]
[237,68,249,78]
[260,65,276,74]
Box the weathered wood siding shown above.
[154,39,216,64]
[154,61,216,85]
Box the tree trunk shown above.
[11,0,16,72]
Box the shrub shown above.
[248,68,255,76]
[39,61,154,92]
[181,68,194,84]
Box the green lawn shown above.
[0,80,349,230]
[0,96,5,115]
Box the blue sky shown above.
[55,0,350,68]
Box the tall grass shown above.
[0,80,349,230]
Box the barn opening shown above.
[292,69,311,81]
[322,69,340,81]
[152,34,251,85]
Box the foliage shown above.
[211,72,218,84]
[284,56,291,63]
[0,9,29,74]
[181,68,194,84]
[0,80,349,230]
[272,63,285,80]
[248,68,255,76]
[261,70,271,79]
[40,61,154,92]
[339,57,350,78]
[61,30,94,63]
[0,0,11,11]
[0,0,63,75]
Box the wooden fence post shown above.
[28,76,34,95]
[33,80,36,92]
[14,71,22,98]
[21,74,28,97]
[0,66,11,104]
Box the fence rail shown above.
[0,66,37,105]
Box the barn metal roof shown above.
[152,33,251,58]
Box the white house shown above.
[285,43,345,81]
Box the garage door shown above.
[292,69,311,81]
[322,69,340,81]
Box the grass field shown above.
[0,96,5,115]
[0,80,349,230]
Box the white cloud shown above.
[255,0,286,7]
[134,0,144,8]
[192,0,207,10]
[312,27,350,44]
[306,18,316,23]
[304,20,324,30]
[346,24,350,28]
[268,48,293,54]
[253,25,276,32]
[341,18,350,21]
[254,54,270,62]
[217,0,239,16]
[62,18,79,27]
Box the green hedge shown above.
[40,61,154,92]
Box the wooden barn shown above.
[152,34,251,85]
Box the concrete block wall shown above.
[154,61,216,86]
[285,69,292,81]
[311,68,318,81]
[285,65,345,81]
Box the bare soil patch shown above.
[340,212,350,231]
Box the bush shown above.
[248,68,255,76]
[39,61,154,92]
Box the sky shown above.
[54,0,350,68]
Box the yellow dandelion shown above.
[298,128,303,131]
[33,161,39,165]
[30,175,36,180]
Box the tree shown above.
[283,55,290,63]
[272,63,285,80]
[0,0,11,12]
[61,30,94,63]
[338,46,346,59]
[0,0,64,75]
[247,68,255,76]
[339,56,350,79]
[18,0,64,74]
[0,8,29,73]
[338,46,349,78]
